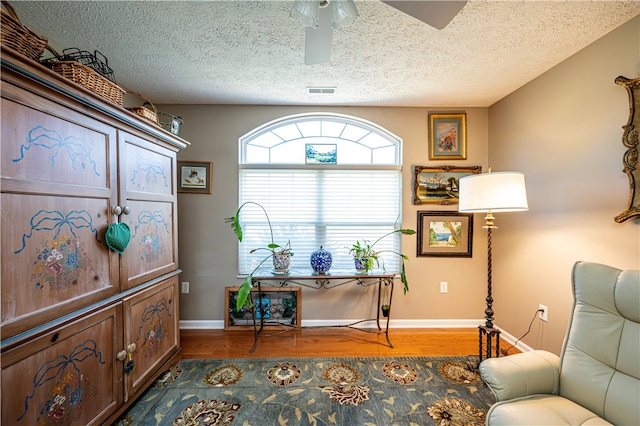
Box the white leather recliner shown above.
[479,261,640,425]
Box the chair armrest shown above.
[479,350,560,401]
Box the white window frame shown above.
[238,113,404,274]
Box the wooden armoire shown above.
[1,47,188,425]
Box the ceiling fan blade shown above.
[304,5,332,65]
[381,1,467,30]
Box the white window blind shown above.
[238,113,403,274]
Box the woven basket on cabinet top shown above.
[1,0,47,62]
[41,46,125,106]
[125,91,159,125]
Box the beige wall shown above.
[488,16,640,353]
[168,105,491,325]
[164,16,639,355]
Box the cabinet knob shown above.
[117,350,127,361]
[111,206,131,215]
[127,343,137,353]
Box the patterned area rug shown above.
[114,356,495,426]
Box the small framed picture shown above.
[178,160,212,194]
[413,165,481,205]
[428,113,467,160]
[417,211,473,257]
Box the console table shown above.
[248,269,396,353]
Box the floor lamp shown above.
[458,170,528,364]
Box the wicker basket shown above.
[54,47,116,83]
[125,91,159,126]
[42,46,125,106]
[47,60,125,106]
[1,0,47,61]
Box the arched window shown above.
[238,112,404,273]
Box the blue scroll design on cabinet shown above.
[130,158,168,188]
[17,340,105,423]
[12,125,100,176]
[132,210,169,262]
[136,298,172,359]
[14,209,100,254]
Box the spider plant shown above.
[349,227,416,294]
[225,201,293,310]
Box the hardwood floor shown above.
[180,328,520,359]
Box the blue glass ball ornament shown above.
[310,246,332,274]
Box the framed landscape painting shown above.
[413,165,481,205]
[417,211,473,257]
[428,113,467,160]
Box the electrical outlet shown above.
[181,281,190,294]
[440,281,448,293]
[538,304,548,322]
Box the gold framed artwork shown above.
[428,112,467,160]
[413,165,481,205]
[614,76,640,223]
[417,211,473,257]
[177,160,212,194]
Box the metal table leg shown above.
[385,278,394,348]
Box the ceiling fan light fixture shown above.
[291,0,320,28]
[291,0,359,30]
[330,0,359,29]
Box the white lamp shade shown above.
[458,172,528,213]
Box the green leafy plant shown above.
[225,201,293,310]
[348,228,416,294]
[381,304,391,317]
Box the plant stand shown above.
[224,286,301,330]
[249,269,395,353]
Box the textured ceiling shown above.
[10,0,640,107]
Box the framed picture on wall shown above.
[417,211,473,257]
[428,112,467,160]
[178,160,212,194]
[413,165,481,205]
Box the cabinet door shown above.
[1,304,123,426]
[118,131,178,290]
[123,276,179,401]
[0,95,117,190]
[1,96,119,339]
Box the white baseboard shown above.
[179,319,533,352]
[496,327,534,353]
[181,320,226,329]
[178,318,481,329]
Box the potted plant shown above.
[225,201,294,310]
[348,227,416,294]
[381,304,391,317]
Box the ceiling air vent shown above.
[307,87,336,94]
